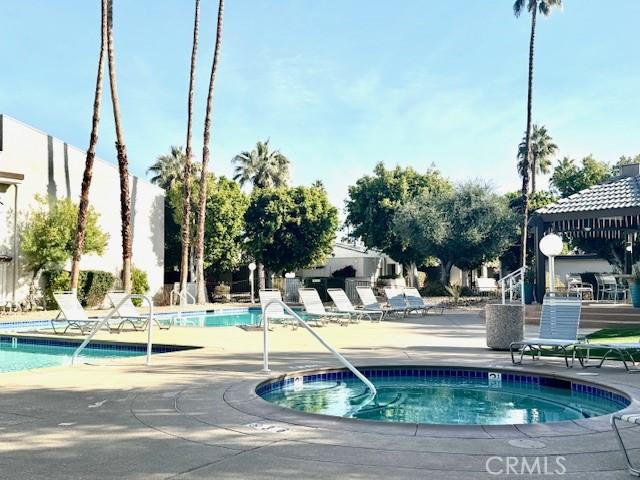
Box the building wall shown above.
[546,256,614,288]
[0,115,164,303]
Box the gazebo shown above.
[531,163,640,301]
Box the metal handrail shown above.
[71,294,154,366]
[170,288,196,306]
[261,299,377,397]
[499,266,526,305]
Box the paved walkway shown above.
[1,311,639,479]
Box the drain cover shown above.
[508,439,546,449]
[246,423,289,433]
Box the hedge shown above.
[43,269,115,309]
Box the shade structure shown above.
[530,164,640,301]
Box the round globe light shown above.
[248,262,256,271]
[539,233,563,257]
[284,272,296,279]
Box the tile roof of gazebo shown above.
[533,164,640,239]
[537,175,640,217]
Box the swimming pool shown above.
[258,367,630,425]
[164,307,306,328]
[0,336,192,373]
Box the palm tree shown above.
[513,0,562,268]
[106,0,133,292]
[233,140,291,189]
[69,0,108,293]
[232,140,291,290]
[517,124,558,193]
[179,0,201,297]
[148,146,189,190]
[194,0,225,304]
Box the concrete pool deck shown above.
[2,311,640,479]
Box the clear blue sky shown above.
[2,0,639,209]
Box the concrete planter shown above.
[485,303,524,350]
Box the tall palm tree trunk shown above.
[520,6,537,269]
[180,0,201,300]
[106,0,133,292]
[195,0,225,304]
[531,162,537,194]
[70,0,108,292]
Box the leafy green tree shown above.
[22,196,108,278]
[394,182,517,284]
[517,124,557,193]
[169,174,247,276]
[513,0,563,270]
[345,162,453,271]
[550,155,612,196]
[244,186,338,274]
[233,140,291,189]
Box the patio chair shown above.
[259,289,298,329]
[566,274,593,300]
[326,288,383,322]
[509,295,583,367]
[404,287,445,315]
[51,292,100,334]
[106,291,170,332]
[298,288,351,326]
[611,412,640,476]
[355,286,405,318]
[574,339,640,372]
[599,274,623,302]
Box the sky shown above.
[2,0,640,213]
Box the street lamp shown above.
[248,262,256,304]
[539,233,563,294]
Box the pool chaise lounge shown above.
[574,341,640,372]
[355,286,405,318]
[383,287,445,317]
[404,287,445,315]
[51,292,100,334]
[259,289,298,328]
[612,412,640,476]
[106,291,171,332]
[510,295,582,368]
[298,288,352,326]
[326,288,384,322]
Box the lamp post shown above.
[539,233,564,295]
[248,262,256,304]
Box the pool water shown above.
[259,370,629,425]
[0,343,147,373]
[166,309,307,328]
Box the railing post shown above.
[262,309,270,372]
[146,300,153,365]
[501,279,505,305]
[521,268,526,305]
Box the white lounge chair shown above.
[51,292,100,334]
[259,289,297,328]
[612,412,640,475]
[404,287,445,315]
[298,288,351,326]
[383,287,410,316]
[106,291,170,332]
[326,288,383,322]
[356,286,404,318]
[510,295,582,367]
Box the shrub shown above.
[83,270,116,308]
[131,267,149,306]
[42,269,114,309]
[331,265,356,278]
[419,280,448,297]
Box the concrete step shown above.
[524,303,640,328]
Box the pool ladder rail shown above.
[261,299,377,399]
[71,294,155,366]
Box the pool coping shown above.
[223,363,640,438]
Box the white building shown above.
[297,243,401,282]
[0,115,164,305]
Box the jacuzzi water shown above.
[258,368,629,425]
